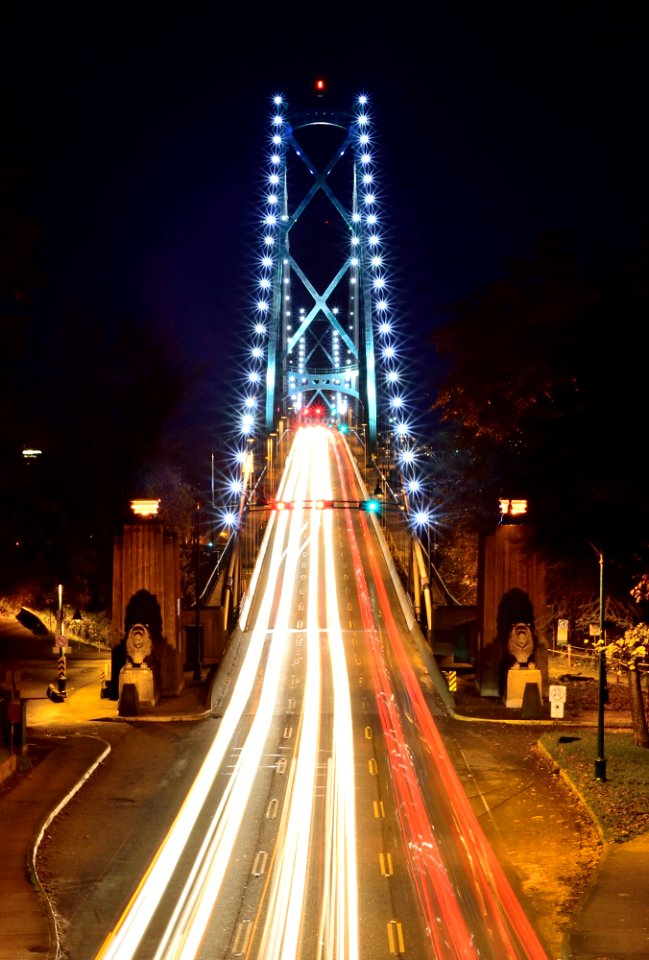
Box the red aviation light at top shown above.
[314,78,326,96]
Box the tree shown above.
[605,623,649,748]
[603,573,649,748]
[427,231,649,605]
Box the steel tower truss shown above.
[227,88,440,606]
[259,92,380,445]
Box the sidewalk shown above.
[1,669,648,960]
[449,677,649,960]
[0,672,212,960]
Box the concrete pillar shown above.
[112,520,183,696]
[477,523,549,699]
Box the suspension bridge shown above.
[204,81,458,642]
[94,83,552,960]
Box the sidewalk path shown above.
[0,737,110,960]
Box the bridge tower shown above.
[216,84,447,638]
[242,83,405,452]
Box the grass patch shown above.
[540,730,649,843]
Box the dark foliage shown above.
[429,231,649,601]
[0,149,197,605]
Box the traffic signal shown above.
[338,423,349,434]
[270,500,291,511]
[360,499,381,514]
[314,499,334,510]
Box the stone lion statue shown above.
[507,622,534,666]
[126,623,153,666]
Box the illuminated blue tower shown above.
[243,84,406,449]
[221,83,440,609]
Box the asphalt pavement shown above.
[1,639,648,960]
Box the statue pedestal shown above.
[118,664,158,710]
[506,667,542,709]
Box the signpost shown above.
[557,618,569,646]
[47,583,70,701]
[549,684,567,719]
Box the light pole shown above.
[210,442,216,551]
[193,501,202,683]
[412,508,434,638]
[592,544,607,782]
[267,432,277,496]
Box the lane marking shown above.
[251,850,268,876]
[387,919,405,954]
[231,920,252,955]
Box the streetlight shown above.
[412,508,434,638]
[413,509,435,581]
[193,501,202,683]
[211,442,216,551]
[267,432,277,496]
[591,544,607,782]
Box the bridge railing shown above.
[348,429,461,639]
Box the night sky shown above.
[4,3,647,481]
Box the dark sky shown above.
[4,3,647,476]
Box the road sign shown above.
[549,684,566,718]
[55,634,66,647]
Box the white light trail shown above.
[98,427,360,960]
[97,436,311,960]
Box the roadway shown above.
[83,425,548,960]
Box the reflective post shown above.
[56,583,67,695]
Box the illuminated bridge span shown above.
[95,88,550,960]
